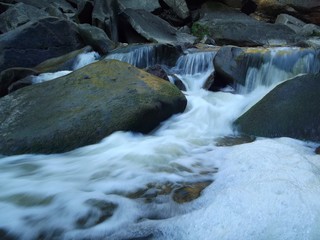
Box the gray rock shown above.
[275,13,306,33]
[0,59,187,155]
[78,24,116,54]
[120,8,195,44]
[0,2,49,33]
[0,17,85,72]
[234,73,320,142]
[192,2,300,46]
[118,0,161,12]
[162,0,190,20]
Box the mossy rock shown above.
[0,60,187,155]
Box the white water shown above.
[1,46,320,240]
[31,52,100,84]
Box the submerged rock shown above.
[234,73,320,142]
[0,60,187,155]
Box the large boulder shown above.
[0,17,84,72]
[234,73,320,142]
[251,0,320,24]
[0,17,85,73]
[119,8,196,44]
[0,59,187,155]
[192,2,300,46]
[0,2,49,33]
[162,0,190,20]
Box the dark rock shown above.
[316,146,320,154]
[8,75,33,94]
[0,17,85,72]
[251,0,320,25]
[213,46,247,86]
[215,135,256,147]
[0,60,187,155]
[118,0,161,12]
[78,24,116,55]
[0,68,38,97]
[146,64,170,81]
[120,8,196,44]
[234,73,320,142]
[0,2,49,33]
[162,0,190,20]
[76,199,117,229]
[92,0,119,42]
[75,0,94,24]
[171,76,187,91]
[192,2,300,46]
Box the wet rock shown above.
[192,2,300,46]
[316,146,320,155]
[0,60,187,155]
[7,75,33,94]
[215,135,256,147]
[146,64,170,81]
[0,2,49,33]
[0,68,38,97]
[76,199,117,229]
[235,73,320,142]
[0,228,18,240]
[172,181,212,203]
[78,24,116,55]
[0,17,85,72]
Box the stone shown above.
[234,73,320,142]
[215,135,256,147]
[0,2,49,33]
[192,2,300,46]
[172,181,212,203]
[78,24,116,55]
[0,60,187,155]
[0,67,38,97]
[146,64,170,81]
[162,0,190,20]
[120,8,196,44]
[0,17,85,72]
[118,0,161,12]
[316,146,320,155]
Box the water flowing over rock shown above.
[214,46,320,93]
[0,60,187,155]
[0,17,85,73]
[235,73,320,142]
[193,2,300,46]
[106,44,184,68]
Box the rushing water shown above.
[0,47,320,240]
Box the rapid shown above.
[0,46,320,240]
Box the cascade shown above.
[239,47,320,93]
[169,50,217,91]
[105,45,157,68]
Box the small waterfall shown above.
[170,50,217,91]
[239,47,320,93]
[105,45,156,68]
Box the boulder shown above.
[234,73,320,142]
[119,8,196,44]
[0,60,187,155]
[0,2,49,33]
[118,0,161,12]
[192,2,300,46]
[162,0,190,20]
[0,17,85,72]
[146,64,170,81]
[92,0,119,42]
[78,24,116,54]
[0,67,38,97]
[251,0,320,24]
